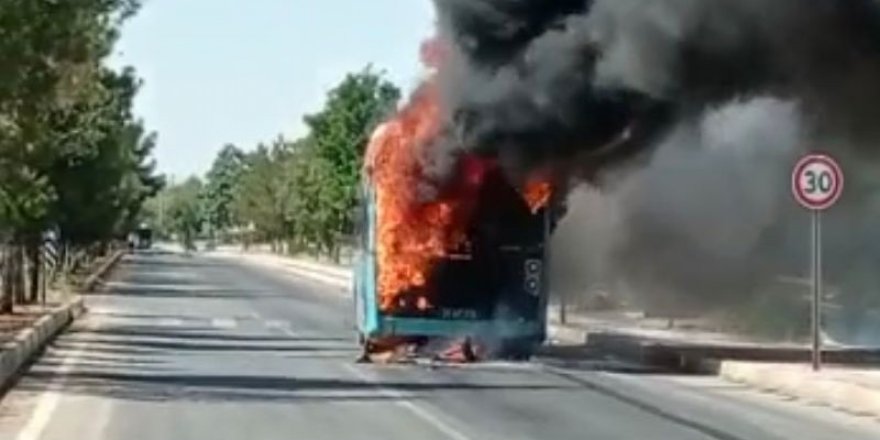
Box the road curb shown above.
[0,297,85,393]
[719,361,880,417]
[0,249,123,394]
[577,330,880,373]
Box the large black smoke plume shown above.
[430,0,880,182]
[429,0,880,342]
[549,96,880,343]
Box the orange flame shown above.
[366,83,489,311]
[366,84,554,311]
[522,176,553,213]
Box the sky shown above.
[111,0,436,179]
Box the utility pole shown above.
[159,174,166,234]
[160,174,174,238]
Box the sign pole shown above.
[792,152,842,373]
[811,209,822,372]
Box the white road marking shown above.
[265,320,290,330]
[211,318,237,329]
[157,317,184,327]
[342,363,474,440]
[14,320,99,440]
[274,326,470,439]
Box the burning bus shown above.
[353,83,557,362]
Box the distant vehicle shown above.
[130,226,153,250]
[352,162,553,361]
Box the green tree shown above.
[0,0,142,228]
[202,144,246,241]
[166,177,204,250]
[232,138,299,250]
[49,68,163,247]
[302,67,400,259]
[0,0,152,312]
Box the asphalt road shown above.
[1,250,879,440]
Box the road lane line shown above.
[14,320,100,440]
[211,318,237,329]
[341,364,473,440]
[157,317,184,327]
[265,320,290,331]
[272,325,471,439]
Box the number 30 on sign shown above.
[792,153,844,211]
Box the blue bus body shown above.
[352,171,551,357]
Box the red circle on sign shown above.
[791,153,844,211]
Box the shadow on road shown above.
[23,250,596,406]
[39,352,167,366]
[19,369,575,404]
[123,258,231,270]
[99,286,296,300]
[50,341,161,357]
[69,326,347,343]
[61,337,346,353]
[101,269,316,300]
[35,360,176,373]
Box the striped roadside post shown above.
[41,229,59,306]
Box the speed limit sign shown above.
[792,153,844,211]
[791,152,844,373]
